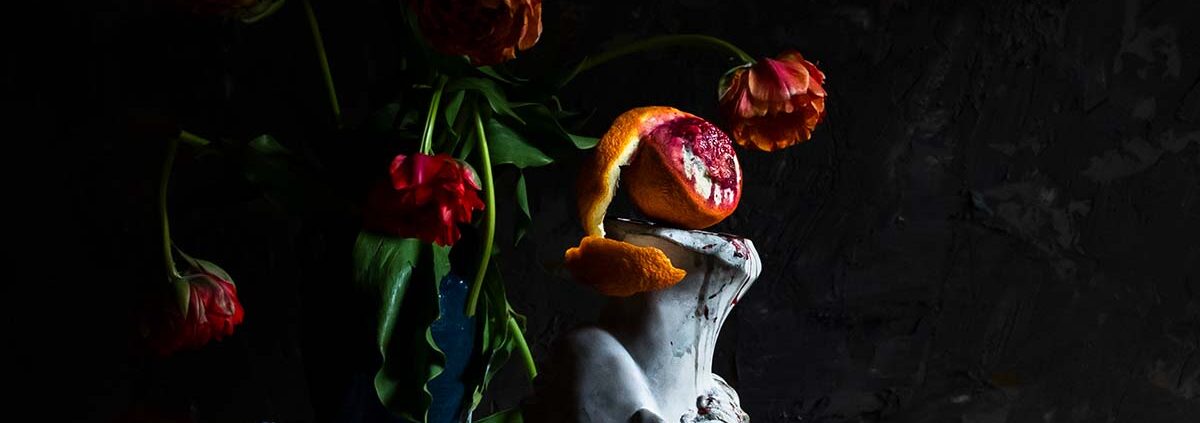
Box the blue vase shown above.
[427,273,476,423]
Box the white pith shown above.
[679,145,734,207]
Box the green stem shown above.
[420,76,449,154]
[579,34,754,73]
[160,136,181,280]
[508,317,537,380]
[464,111,495,317]
[302,0,342,128]
[177,130,211,147]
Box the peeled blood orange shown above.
[566,107,742,297]
[625,115,741,229]
[576,106,741,236]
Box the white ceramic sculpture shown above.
[530,218,761,423]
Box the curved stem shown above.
[508,316,537,380]
[579,34,754,73]
[302,0,342,128]
[464,111,495,317]
[420,75,449,154]
[160,136,181,280]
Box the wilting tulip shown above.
[410,0,543,66]
[363,153,485,246]
[719,50,827,152]
[148,256,245,356]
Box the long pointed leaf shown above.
[443,91,467,137]
[515,173,531,245]
[353,233,446,422]
[464,260,523,415]
[446,78,525,124]
[568,134,600,149]
[510,104,574,150]
[485,118,553,168]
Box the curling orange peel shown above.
[575,106,691,237]
[564,235,686,297]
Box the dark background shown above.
[22,0,1199,422]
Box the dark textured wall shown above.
[498,1,1200,421]
[34,0,1199,422]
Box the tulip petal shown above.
[366,153,485,246]
[148,256,244,356]
[719,50,828,151]
[413,0,542,66]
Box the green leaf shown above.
[485,118,553,168]
[515,174,531,219]
[443,91,467,134]
[515,173,531,245]
[446,78,525,124]
[568,134,600,149]
[464,260,521,415]
[510,104,573,149]
[457,130,476,161]
[476,408,524,423]
[439,92,474,154]
[352,232,421,293]
[248,134,291,155]
[510,103,599,151]
[431,243,451,286]
[476,66,526,85]
[353,233,445,422]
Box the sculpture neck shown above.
[598,252,751,417]
[532,220,760,423]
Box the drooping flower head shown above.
[364,153,485,246]
[719,50,827,152]
[410,0,543,66]
[147,257,245,356]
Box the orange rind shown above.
[564,235,686,297]
[576,106,691,237]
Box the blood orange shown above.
[566,107,742,297]
[625,116,741,229]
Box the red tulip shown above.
[364,153,485,246]
[410,0,543,66]
[148,257,245,356]
[719,50,827,152]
